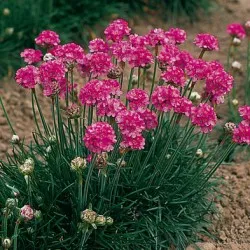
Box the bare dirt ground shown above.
[0,0,250,249]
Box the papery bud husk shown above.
[158,61,168,71]
[95,215,106,226]
[196,149,203,158]
[66,103,81,119]
[106,217,114,226]
[116,158,126,167]
[5,198,18,209]
[95,153,108,169]
[224,122,236,135]
[81,209,97,224]
[107,66,123,79]
[19,158,34,176]
[2,238,12,249]
[11,135,20,144]
[71,157,87,172]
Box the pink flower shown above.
[104,19,131,42]
[110,41,131,62]
[207,60,224,74]
[238,106,250,123]
[89,38,109,53]
[20,49,43,64]
[83,122,117,153]
[185,58,209,82]
[173,97,193,117]
[116,110,145,137]
[50,43,86,65]
[146,28,166,46]
[126,89,149,110]
[194,33,219,51]
[165,28,187,45]
[233,121,250,144]
[161,66,186,87]
[35,30,60,47]
[157,44,181,65]
[15,65,39,89]
[205,69,233,103]
[138,109,158,130]
[120,134,145,150]
[20,205,34,221]
[174,50,193,69]
[86,52,113,77]
[152,85,181,112]
[102,79,122,96]
[128,46,153,68]
[190,103,217,133]
[227,23,246,39]
[129,34,148,47]
[97,98,126,117]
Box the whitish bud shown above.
[34,210,42,220]
[48,135,57,143]
[131,75,138,85]
[224,122,236,134]
[43,53,55,62]
[232,61,242,70]
[81,209,97,224]
[106,217,114,226]
[3,8,10,16]
[11,135,19,144]
[190,91,201,102]
[5,27,14,35]
[95,215,106,226]
[166,154,171,159]
[5,198,18,209]
[232,37,241,46]
[232,99,239,106]
[46,146,52,153]
[116,158,126,167]
[71,157,87,172]
[196,149,203,158]
[19,158,34,176]
[2,238,12,249]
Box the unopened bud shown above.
[166,154,171,159]
[5,198,18,209]
[81,209,97,224]
[232,99,239,106]
[5,27,14,35]
[95,153,108,169]
[190,91,201,102]
[158,61,168,71]
[131,75,138,85]
[43,53,55,62]
[106,217,114,225]
[66,103,80,119]
[19,158,34,176]
[224,122,236,134]
[11,134,20,144]
[196,149,203,158]
[232,61,242,70]
[34,210,42,220]
[48,135,57,144]
[95,215,106,226]
[232,37,241,46]
[2,238,12,249]
[46,146,52,153]
[20,205,34,221]
[70,157,87,172]
[3,8,10,16]
[116,158,126,167]
[107,66,123,79]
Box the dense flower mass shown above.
[104,19,131,42]
[89,38,109,53]
[20,49,43,64]
[97,98,126,117]
[185,58,208,82]
[138,109,158,130]
[83,122,117,153]
[128,46,153,68]
[165,28,187,45]
[120,134,145,150]
[173,97,193,116]
[20,205,34,221]
[35,30,60,47]
[146,28,166,46]
[233,121,250,145]
[129,34,148,47]
[190,104,217,133]
[110,41,131,62]
[126,89,149,110]
[15,65,39,89]
[226,23,246,39]
[158,44,180,65]
[161,66,186,87]
[238,106,250,123]
[194,33,219,51]
[152,85,181,112]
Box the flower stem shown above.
[13,219,21,250]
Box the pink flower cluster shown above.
[21,49,43,64]
[97,98,126,117]
[35,30,60,47]
[20,205,34,221]
[161,66,186,87]
[126,89,149,110]
[185,58,208,82]
[194,33,219,51]
[227,23,246,39]
[83,122,117,153]
[239,106,250,122]
[128,46,153,68]
[158,44,180,65]
[89,38,109,53]
[165,28,187,45]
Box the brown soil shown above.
[1,0,250,249]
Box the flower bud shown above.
[116,158,126,167]
[43,53,55,62]
[2,238,12,249]
[19,158,34,176]
[66,103,80,119]
[11,135,20,144]
[5,27,14,36]
[95,215,106,226]
[70,157,87,172]
[196,149,203,158]
[232,61,242,70]
[48,135,57,144]
[166,154,171,159]
[46,146,52,153]
[224,122,236,134]
[190,91,201,102]
[3,8,10,16]
[34,210,42,220]
[107,66,123,79]
[158,61,168,71]
[106,217,114,226]
[119,147,130,155]
[81,209,97,224]
[95,152,108,169]
[232,37,241,46]
[20,205,34,221]
[232,99,239,106]
[5,198,18,209]
[131,75,138,85]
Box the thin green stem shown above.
[13,219,20,250]
[0,96,15,134]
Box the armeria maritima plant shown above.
[0,19,249,249]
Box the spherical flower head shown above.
[104,19,131,42]
[194,33,219,51]
[86,52,112,77]
[66,103,80,119]
[120,134,145,150]
[110,41,132,62]
[20,205,34,221]
[146,28,166,46]
[106,217,114,225]
[116,110,145,137]
[129,34,148,47]
[103,79,122,96]
[190,103,217,133]
[138,109,158,130]
[83,122,116,153]
[233,121,250,144]
[50,43,86,66]
[81,209,97,224]
[128,46,153,68]
[11,134,20,144]
[173,50,193,69]
[165,28,187,45]
[95,215,106,226]
[19,158,35,176]
[173,97,193,117]
[185,58,209,82]
[161,66,186,87]
[97,98,126,117]
[152,85,181,112]
[2,238,11,249]
[15,65,39,89]
[95,152,108,169]
[20,49,43,64]
[89,38,109,53]
[157,44,181,65]
[227,23,246,39]
[70,157,87,172]
[207,60,225,74]
[126,89,149,110]
[107,65,123,79]
[238,106,250,123]
[35,30,60,47]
